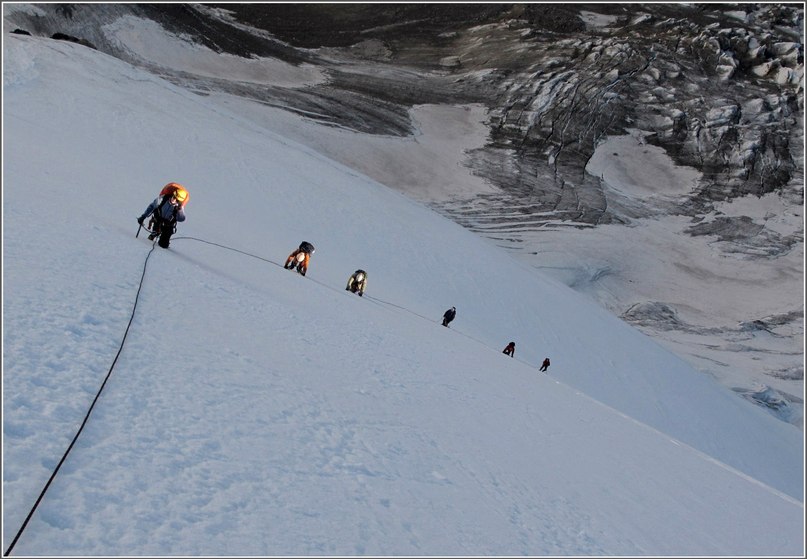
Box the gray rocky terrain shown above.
[5,3,803,425]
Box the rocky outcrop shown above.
[51,32,96,49]
[7,5,800,215]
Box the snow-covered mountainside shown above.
[5,3,801,429]
[2,6,804,556]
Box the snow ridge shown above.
[3,32,804,556]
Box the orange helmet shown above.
[161,183,188,206]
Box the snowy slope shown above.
[2,32,804,556]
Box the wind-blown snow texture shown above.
[3,22,804,557]
[3,3,804,424]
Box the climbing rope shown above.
[4,241,159,557]
[172,236,538,365]
[6,233,544,554]
[172,236,284,268]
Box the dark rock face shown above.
[219,4,512,48]
[51,32,96,49]
[734,385,803,426]
[173,3,802,232]
[622,301,684,331]
[9,5,800,217]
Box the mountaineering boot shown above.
[147,217,159,241]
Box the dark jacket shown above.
[140,195,186,224]
[346,270,367,295]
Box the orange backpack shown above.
[159,182,190,207]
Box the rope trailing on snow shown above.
[363,294,506,354]
[4,241,159,557]
[6,234,542,555]
[172,236,532,363]
[171,236,284,268]
[363,294,435,323]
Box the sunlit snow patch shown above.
[586,129,701,200]
[579,11,621,30]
